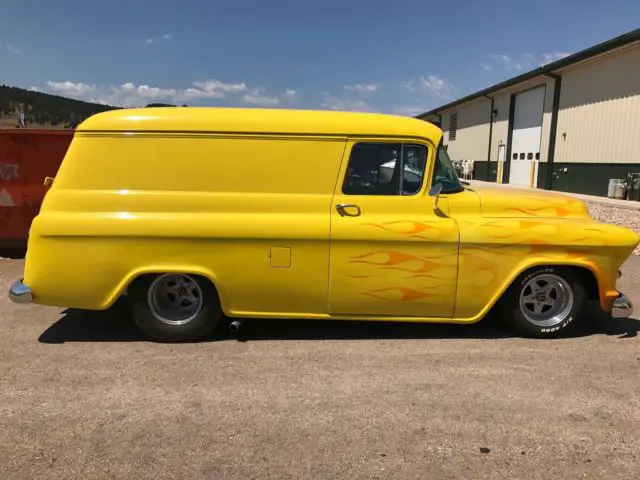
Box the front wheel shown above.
[500,267,586,338]
[128,273,222,342]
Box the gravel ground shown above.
[1,256,640,479]
[587,203,640,255]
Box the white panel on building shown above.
[509,86,545,186]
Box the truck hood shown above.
[470,183,591,219]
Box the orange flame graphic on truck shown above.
[364,286,441,302]
[347,247,456,302]
[365,220,443,240]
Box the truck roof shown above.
[77,107,442,140]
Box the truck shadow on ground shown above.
[38,301,640,344]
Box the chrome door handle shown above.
[336,203,361,217]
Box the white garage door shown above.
[509,87,545,186]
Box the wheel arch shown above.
[457,260,601,324]
[106,265,230,314]
[497,262,600,308]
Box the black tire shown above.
[500,266,586,338]
[128,273,222,342]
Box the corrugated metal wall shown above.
[487,77,555,165]
[488,93,510,162]
[436,76,557,171]
[440,99,491,162]
[538,78,556,166]
[420,42,640,193]
[555,43,640,165]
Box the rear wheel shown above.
[128,273,222,342]
[501,267,586,338]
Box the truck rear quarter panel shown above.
[24,133,347,316]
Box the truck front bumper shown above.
[612,293,633,319]
[8,280,33,304]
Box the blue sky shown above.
[2,0,639,115]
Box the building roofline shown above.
[416,28,640,118]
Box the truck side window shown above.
[402,145,427,195]
[342,143,427,196]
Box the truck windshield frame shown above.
[432,140,464,194]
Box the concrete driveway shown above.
[1,257,639,479]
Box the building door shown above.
[509,87,545,187]
[328,140,459,318]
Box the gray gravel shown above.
[587,203,640,255]
[1,257,640,479]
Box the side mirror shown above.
[429,183,443,211]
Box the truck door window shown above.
[342,143,427,196]
[402,145,427,195]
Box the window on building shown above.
[342,143,427,196]
[448,113,458,141]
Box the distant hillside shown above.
[0,85,119,129]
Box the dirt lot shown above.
[1,257,639,479]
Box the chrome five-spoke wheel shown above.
[502,267,586,338]
[129,273,222,342]
[148,273,204,325]
[518,273,574,328]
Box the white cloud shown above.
[401,80,418,92]
[193,79,249,98]
[402,75,453,98]
[487,54,530,71]
[489,54,512,64]
[541,52,571,65]
[344,83,381,93]
[88,98,110,106]
[418,75,453,98]
[484,52,570,71]
[320,92,372,112]
[28,86,41,92]
[43,79,297,108]
[146,34,173,44]
[47,80,97,96]
[283,89,298,100]
[393,106,424,117]
[242,94,280,106]
[5,45,21,54]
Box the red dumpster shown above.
[0,129,74,246]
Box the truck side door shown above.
[328,139,459,318]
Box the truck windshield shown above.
[432,143,464,194]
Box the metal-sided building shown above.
[417,28,640,197]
